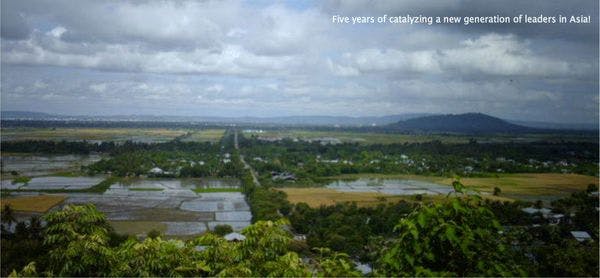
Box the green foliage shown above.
[195,219,310,276]
[289,201,414,261]
[241,137,599,178]
[146,229,163,239]
[43,204,113,276]
[213,224,233,236]
[5,204,361,277]
[8,262,37,277]
[377,185,525,276]
[11,176,31,185]
[493,186,501,196]
[111,238,209,277]
[313,247,362,277]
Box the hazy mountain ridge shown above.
[387,113,537,133]
[2,111,597,132]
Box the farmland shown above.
[278,173,595,207]
[1,125,598,277]
[243,129,598,145]
[0,127,225,143]
[0,195,67,213]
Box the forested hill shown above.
[387,113,536,134]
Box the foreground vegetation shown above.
[2,183,597,277]
[1,128,598,276]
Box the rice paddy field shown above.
[180,129,226,142]
[2,177,251,237]
[1,128,188,143]
[278,173,597,207]
[0,195,67,213]
[1,154,103,177]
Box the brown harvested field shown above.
[436,173,598,196]
[277,188,408,207]
[276,188,512,207]
[0,195,67,212]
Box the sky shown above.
[1,0,598,123]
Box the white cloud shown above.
[47,26,66,38]
[331,34,592,78]
[89,83,107,93]
[205,84,224,93]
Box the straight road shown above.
[234,130,260,186]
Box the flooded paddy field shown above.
[1,176,105,190]
[0,128,187,143]
[65,178,251,237]
[1,154,102,177]
[4,177,251,237]
[326,178,454,195]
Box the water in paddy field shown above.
[1,176,105,190]
[72,178,251,236]
[0,154,103,177]
[326,178,454,195]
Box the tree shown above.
[377,183,525,276]
[110,237,209,277]
[213,224,233,236]
[43,204,113,276]
[1,205,16,226]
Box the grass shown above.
[0,195,67,212]
[129,187,164,191]
[193,187,241,193]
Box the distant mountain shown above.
[387,113,535,134]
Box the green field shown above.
[243,129,597,145]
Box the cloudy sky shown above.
[1,0,598,123]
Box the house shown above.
[224,232,246,241]
[521,207,552,216]
[354,262,372,275]
[271,171,296,181]
[293,234,307,241]
[149,167,164,175]
[570,231,592,242]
